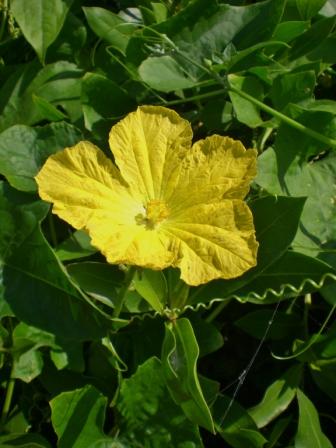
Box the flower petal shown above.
[163,200,258,285]
[35,141,142,230]
[168,135,257,213]
[88,217,175,269]
[109,105,193,201]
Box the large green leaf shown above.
[117,357,202,447]
[161,318,214,433]
[0,122,82,192]
[0,183,108,340]
[50,385,113,448]
[295,389,333,448]
[81,72,135,137]
[256,148,336,267]
[10,0,73,63]
[129,0,285,77]
[248,364,302,428]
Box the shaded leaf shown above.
[0,122,82,192]
[117,357,202,447]
[214,394,267,448]
[0,183,108,340]
[51,385,113,448]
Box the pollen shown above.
[145,199,169,226]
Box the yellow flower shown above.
[35,106,258,286]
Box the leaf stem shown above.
[1,366,15,427]
[160,88,226,106]
[113,266,137,318]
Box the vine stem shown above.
[1,366,15,426]
[113,266,137,318]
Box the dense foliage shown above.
[1,0,336,446]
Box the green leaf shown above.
[311,360,336,403]
[228,75,264,127]
[0,61,83,132]
[296,0,328,19]
[214,394,267,448]
[161,317,215,433]
[83,7,137,54]
[248,364,302,428]
[0,122,82,192]
[272,21,309,43]
[33,94,67,121]
[139,56,196,92]
[48,12,87,61]
[10,0,73,63]
[51,385,113,448]
[235,310,302,341]
[67,262,122,308]
[189,314,224,357]
[257,147,336,267]
[12,347,43,383]
[81,72,135,137]
[0,433,51,447]
[117,357,202,446]
[193,196,306,302]
[55,230,97,261]
[289,15,336,60]
[270,70,316,111]
[0,183,107,340]
[139,0,285,77]
[133,269,167,313]
[295,389,333,448]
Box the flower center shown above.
[135,200,169,228]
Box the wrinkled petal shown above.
[168,135,257,213]
[35,141,142,230]
[162,200,258,285]
[109,105,193,201]
[88,216,175,269]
